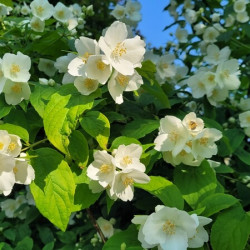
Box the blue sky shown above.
[137,0,175,48]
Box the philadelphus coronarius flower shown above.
[154,112,222,166]
[132,205,212,250]
[53,2,72,23]
[239,110,250,137]
[30,0,54,21]
[1,52,31,105]
[0,130,35,196]
[87,144,150,202]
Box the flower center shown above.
[57,10,65,19]
[208,74,215,82]
[10,64,20,74]
[121,156,132,166]
[186,141,192,148]
[100,164,111,173]
[8,142,16,152]
[112,42,127,58]
[83,78,96,90]
[32,21,41,29]
[169,131,178,142]
[36,6,44,15]
[81,52,92,63]
[11,83,22,93]
[222,70,230,78]
[123,177,134,187]
[179,150,187,156]
[13,167,18,174]
[199,137,208,145]
[189,121,197,130]
[162,63,169,69]
[163,220,176,235]
[96,60,106,71]
[247,116,250,123]
[116,74,129,87]
[0,142,4,150]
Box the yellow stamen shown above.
[57,10,65,18]
[116,74,129,87]
[8,142,16,152]
[11,83,22,93]
[169,131,178,142]
[83,78,96,90]
[189,121,197,130]
[100,164,111,173]
[199,137,208,145]
[208,74,215,82]
[0,142,4,150]
[163,220,176,235]
[81,52,92,63]
[10,64,20,74]
[123,177,134,187]
[13,167,18,174]
[96,60,106,71]
[112,42,127,58]
[121,156,132,165]
[36,6,44,15]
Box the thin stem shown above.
[21,138,48,151]
[86,208,106,244]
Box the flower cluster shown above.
[187,44,241,106]
[132,205,212,250]
[111,0,142,25]
[87,144,150,202]
[0,52,31,105]
[67,20,145,104]
[154,112,222,166]
[0,130,35,195]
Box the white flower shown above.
[156,54,176,79]
[1,199,19,218]
[87,150,116,188]
[6,134,22,157]
[192,128,222,158]
[110,168,150,202]
[236,11,249,23]
[239,111,250,128]
[238,98,250,111]
[21,2,31,15]
[204,44,231,65]
[68,37,100,77]
[203,27,220,43]
[188,214,212,248]
[0,3,12,17]
[215,59,240,90]
[175,26,188,43]
[99,21,145,75]
[97,217,114,239]
[2,52,31,82]
[207,87,228,106]
[234,0,247,13]
[69,3,82,17]
[13,156,35,185]
[211,13,220,22]
[53,2,72,23]
[182,112,204,135]
[113,144,145,171]
[55,53,76,73]
[0,59,7,93]
[30,0,54,21]
[107,70,143,104]
[111,5,126,20]
[74,76,99,95]
[0,154,15,196]
[194,23,206,35]
[172,65,189,85]
[38,58,57,77]
[244,127,250,137]
[184,9,197,24]
[125,0,142,22]
[30,16,45,32]
[187,71,208,98]
[135,206,197,250]
[85,55,112,84]
[67,18,78,31]
[184,0,194,9]
[225,14,235,27]
[154,116,189,156]
[3,80,31,105]
[0,130,11,154]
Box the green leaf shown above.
[0,95,12,119]
[68,130,89,168]
[44,84,100,154]
[203,117,223,131]
[72,183,101,212]
[103,225,141,250]
[121,119,159,139]
[30,84,58,118]
[3,228,16,241]
[210,204,250,250]
[135,176,184,210]
[29,148,75,231]
[14,237,33,250]
[235,145,250,165]
[80,111,110,149]
[197,193,239,217]
[0,0,13,7]
[224,129,245,153]
[173,161,217,208]
[110,136,140,151]
[0,123,29,142]
[214,164,234,174]
[42,242,54,250]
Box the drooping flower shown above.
[30,16,45,32]
[107,70,143,104]
[99,21,145,75]
[2,52,31,82]
[96,217,114,239]
[74,76,99,95]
